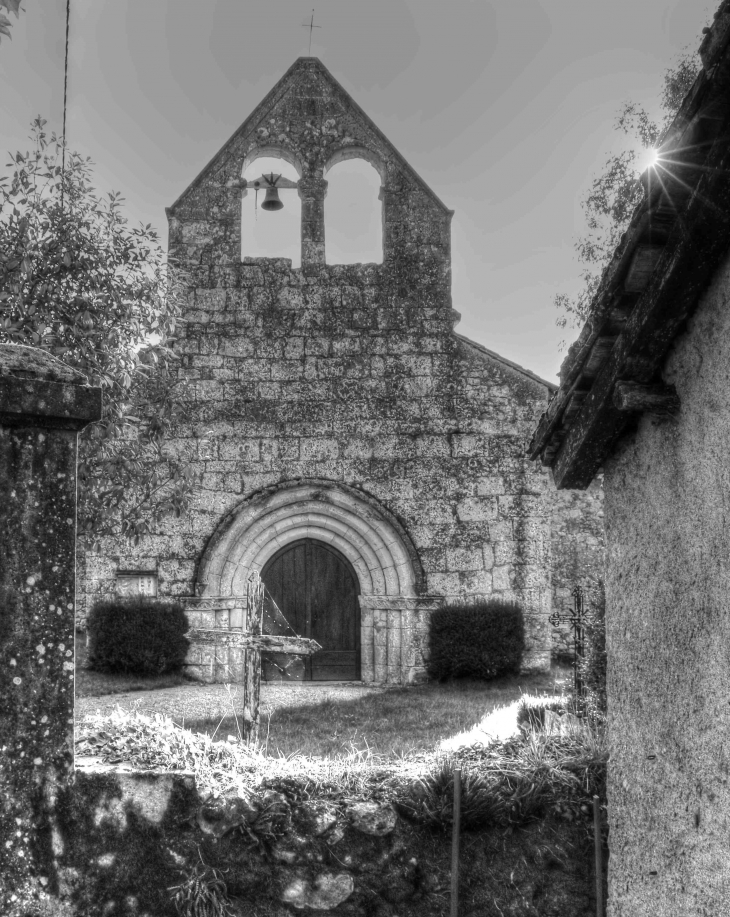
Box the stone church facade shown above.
[80,58,603,684]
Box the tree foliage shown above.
[0,0,23,44]
[0,117,198,542]
[556,52,700,336]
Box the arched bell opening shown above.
[322,155,383,265]
[261,538,361,682]
[241,153,302,267]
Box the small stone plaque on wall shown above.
[116,572,158,597]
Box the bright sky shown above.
[0,0,714,382]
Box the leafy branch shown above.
[1,117,199,541]
[555,51,699,341]
[0,1,23,45]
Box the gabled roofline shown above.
[455,333,558,392]
[168,57,453,218]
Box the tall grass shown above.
[76,690,607,833]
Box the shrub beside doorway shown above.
[427,599,525,681]
[86,596,190,676]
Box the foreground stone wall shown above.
[602,248,730,916]
[36,763,604,917]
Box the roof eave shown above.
[531,16,730,485]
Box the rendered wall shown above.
[602,248,730,916]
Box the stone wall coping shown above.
[75,758,196,782]
[0,343,89,383]
[0,344,102,428]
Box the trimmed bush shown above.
[87,596,190,676]
[427,599,525,681]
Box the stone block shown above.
[493,540,516,565]
[459,570,493,593]
[426,572,462,595]
[476,475,507,496]
[414,435,450,457]
[195,289,227,311]
[271,360,304,381]
[492,565,512,592]
[482,544,495,570]
[299,438,339,461]
[445,547,484,572]
[219,439,262,463]
[219,336,255,357]
[456,497,498,522]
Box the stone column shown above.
[298,175,328,267]
[0,344,101,910]
[359,596,441,685]
[379,184,408,260]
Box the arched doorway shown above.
[262,538,360,681]
[196,480,426,684]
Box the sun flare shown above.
[637,147,660,173]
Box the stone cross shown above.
[183,573,320,744]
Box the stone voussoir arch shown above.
[241,145,305,179]
[322,144,386,182]
[197,479,424,600]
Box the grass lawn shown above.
[181,666,572,759]
[75,628,573,760]
[74,630,191,698]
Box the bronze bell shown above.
[261,186,284,212]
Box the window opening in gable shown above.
[324,158,382,265]
[241,156,301,268]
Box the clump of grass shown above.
[397,728,607,830]
[169,855,235,917]
[78,707,403,799]
[76,701,607,832]
[515,694,573,732]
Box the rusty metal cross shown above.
[548,585,587,712]
[301,8,321,56]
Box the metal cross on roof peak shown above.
[301,8,321,56]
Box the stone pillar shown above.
[298,175,328,267]
[0,344,101,910]
[379,184,408,260]
[359,596,441,685]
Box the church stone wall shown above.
[79,255,558,678]
[79,59,603,682]
[601,248,730,915]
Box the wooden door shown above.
[261,539,361,681]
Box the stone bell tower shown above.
[166,57,453,292]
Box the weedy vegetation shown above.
[169,856,236,917]
[76,688,607,833]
